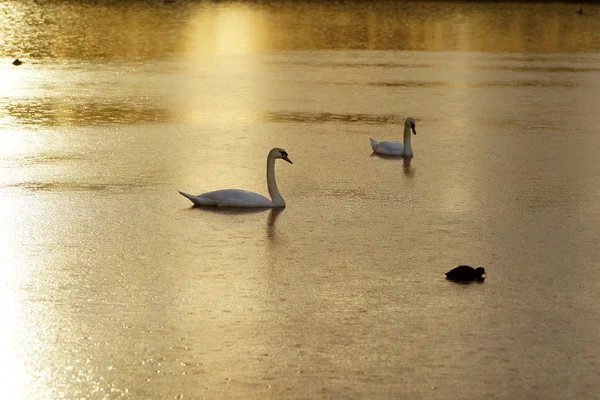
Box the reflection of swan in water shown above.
[265,208,284,242]
[369,153,415,176]
[179,148,292,207]
[370,153,401,159]
[370,117,417,156]
[185,206,268,215]
[403,156,414,177]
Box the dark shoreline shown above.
[216,0,597,4]
[55,0,600,4]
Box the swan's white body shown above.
[370,117,417,156]
[179,189,276,207]
[179,148,292,208]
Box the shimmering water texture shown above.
[1,1,600,399]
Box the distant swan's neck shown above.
[267,157,285,207]
[402,124,413,156]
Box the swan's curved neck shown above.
[402,124,413,155]
[267,156,285,207]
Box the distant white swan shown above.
[370,116,417,156]
[179,148,293,207]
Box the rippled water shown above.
[1,1,600,398]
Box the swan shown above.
[179,148,292,207]
[445,265,486,282]
[370,116,417,156]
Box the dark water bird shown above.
[12,58,22,66]
[577,8,583,15]
[446,265,486,282]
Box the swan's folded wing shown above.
[374,140,404,155]
[209,189,274,207]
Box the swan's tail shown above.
[179,191,201,206]
[369,138,378,152]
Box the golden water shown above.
[1,1,600,398]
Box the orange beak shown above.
[282,155,293,164]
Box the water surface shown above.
[1,1,600,398]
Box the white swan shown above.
[370,116,417,156]
[179,148,292,207]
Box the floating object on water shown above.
[446,265,486,282]
[370,116,417,156]
[12,58,22,66]
[179,148,293,207]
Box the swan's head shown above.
[475,267,486,279]
[405,117,417,135]
[269,148,293,164]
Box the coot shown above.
[446,265,486,282]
